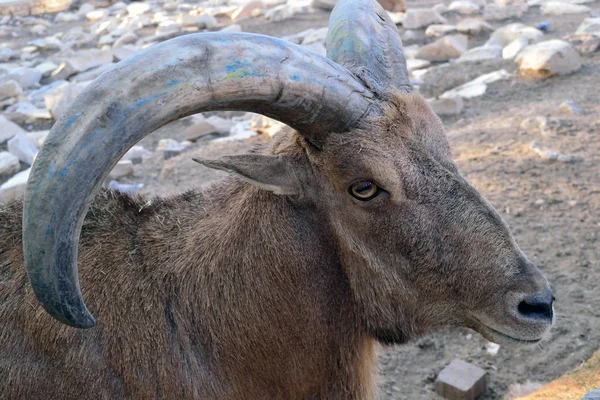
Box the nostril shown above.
[518,298,553,321]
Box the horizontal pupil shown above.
[356,183,372,193]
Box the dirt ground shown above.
[3,0,600,399]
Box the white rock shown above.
[529,140,582,163]
[26,130,49,147]
[220,24,243,33]
[425,24,457,37]
[122,145,152,162]
[30,24,47,36]
[0,80,22,101]
[109,160,134,179]
[205,116,233,135]
[265,4,295,22]
[0,115,25,144]
[60,48,113,75]
[0,49,14,63]
[3,67,41,89]
[156,138,186,152]
[231,1,264,22]
[127,2,151,16]
[403,9,447,30]
[442,69,511,98]
[70,63,114,83]
[7,133,38,165]
[388,12,406,25]
[28,36,63,51]
[113,32,138,47]
[213,121,256,143]
[407,59,431,72]
[541,2,590,15]
[577,17,600,35]
[44,82,89,120]
[0,168,30,203]
[196,14,218,29]
[98,34,114,46]
[302,27,328,45]
[456,18,493,35]
[414,34,469,61]
[86,9,109,21]
[516,40,582,76]
[3,102,52,124]
[0,151,20,175]
[78,3,94,15]
[55,12,80,23]
[458,45,502,62]
[529,0,595,4]
[486,342,501,355]
[448,1,481,15]
[487,23,544,47]
[109,180,144,195]
[503,37,529,59]
[427,96,464,115]
[484,1,528,20]
[302,41,326,57]
[156,21,183,36]
[113,45,139,62]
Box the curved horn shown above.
[326,0,411,93]
[22,32,375,328]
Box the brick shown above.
[436,359,487,400]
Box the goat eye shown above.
[349,181,379,201]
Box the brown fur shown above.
[0,92,550,399]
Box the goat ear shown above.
[193,155,300,195]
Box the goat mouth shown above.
[477,324,542,345]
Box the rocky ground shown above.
[1,0,599,399]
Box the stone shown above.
[312,0,405,12]
[302,42,326,57]
[156,21,183,36]
[44,82,89,120]
[59,48,113,75]
[484,1,528,20]
[250,114,286,137]
[28,36,63,51]
[30,24,47,36]
[487,23,544,47]
[127,2,150,16]
[458,45,502,62]
[3,102,52,124]
[0,168,30,203]
[3,67,41,88]
[541,2,590,15]
[0,80,21,101]
[448,1,481,15]
[436,359,488,400]
[109,160,134,179]
[113,45,139,62]
[486,342,500,356]
[113,32,138,47]
[516,40,582,77]
[530,140,582,163]
[0,151,20,176]
[108,180,144,195]
[231,1,264,22]
[26,130,49,147]
[213,121,256,143]
[86,8,109,21]
[265,4,295,22]
[427,96,464,116]
[426,24,457,37]
[55,12,80,23]
[407,59,431,72]
[184,117,221,141]
[456,19,493,35]
[567,33,600,55]
[302,27,328,45]
[403,9,447,30]
[0,49,15,63]
[441,69,511,98]
[78,3,95,16]
[220,24,242,33]
[415,34,468,61]
[122,145,152,163]
[196,14,218,29]
[98,34,114,46]
[70,63,115,83]
[577,17,600,35]
[7,132,38,165]
[503,37,529,59]
[559,100,584,115]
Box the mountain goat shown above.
[0,0,553,398]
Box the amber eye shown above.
[349,181,380,201]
